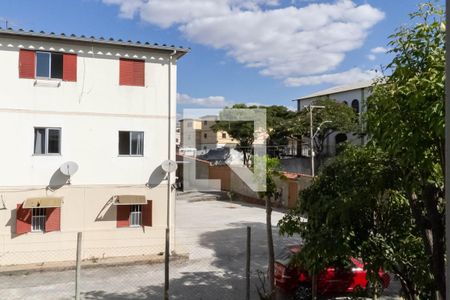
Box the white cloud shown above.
[104,0,384,86]
[367,54,376,61]
[284,67,378,87]
[177,93,231,107]
[371,46,388,53]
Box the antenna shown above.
[161,160,177,173]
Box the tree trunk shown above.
[409,187,446,299]
[266,196,275,299]
[243,149,248,167]
[423,185,446,300]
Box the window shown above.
[203,121,207,126]
[119,58,145,87]
[119,131,144,156]
[31,208,46,232]
[204,133,207,138]
[34,128,61,155]
[36,52,63,79]
[351,99,360,114]
[187,122,193,128]
[129,205,142,227]
[222,133,227,139]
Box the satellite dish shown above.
[161,160,177,173]
[60,161,79,176]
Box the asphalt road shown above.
[0,191,400,299]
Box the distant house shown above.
[179,115,238,152]
[295,81,373,156]
[0,28,188,266]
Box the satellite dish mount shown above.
[59,161,79,185]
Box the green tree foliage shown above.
[367,2,445,298]
[212,103,257,166]
[266,105,297,149]
[279,2,445,299]
[279,146,431,299]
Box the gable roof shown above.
[296,81,373,101]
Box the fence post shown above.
[75,232,82,300]
[246,226,251,300]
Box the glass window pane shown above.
[36,52,50,78]
[119,131,130,155]
[51,53,63,79]
[48,129,61,154]
[131,132,143,155]
[34,128,46,154]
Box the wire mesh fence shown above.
[0,224,299,300]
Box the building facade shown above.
[295,81,372,156]
[0,29,187,265]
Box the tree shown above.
[295,98,357,159]
[367,3,445,298]
[212,103,257,166]
[279,146,432,299]
[256,156,284,300]
[279,2,446,299]
[265,106,297,156]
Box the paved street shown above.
[0,191,400,299]
[0,191,297,300]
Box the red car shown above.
[275,245,390,299]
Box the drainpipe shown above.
[164,50,177,300]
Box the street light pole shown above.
[309,105,325,177]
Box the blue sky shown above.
[0,0,441,111]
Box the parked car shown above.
[275,245,390,300]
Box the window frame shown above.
[33,127,62,156]
[129,205,142,227]
[118,131,144,157]
[35,51,63,80]
[31,208,46,232]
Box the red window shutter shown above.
[45,207,61,232]
[116,205,130,227]
[16,204,31,234]
[19,49,35,79]
[120,59,134,86]
[142,200,153,227]
[120,58,145,86]
[63,54,77,82]
[133,60,145,87]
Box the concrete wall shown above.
[0,185,174,265]
[0,35,179,265]
[0,35,177,187]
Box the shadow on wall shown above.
[6,209,17,239]
[146,166,166,189]
[47,169,70,191]
[95,197,116,222]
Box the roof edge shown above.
[0,28,189,58]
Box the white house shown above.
[0,28,188,265]
[295,81,372,156]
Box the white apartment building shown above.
[295,81,372,156]
[0,28,188,265]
